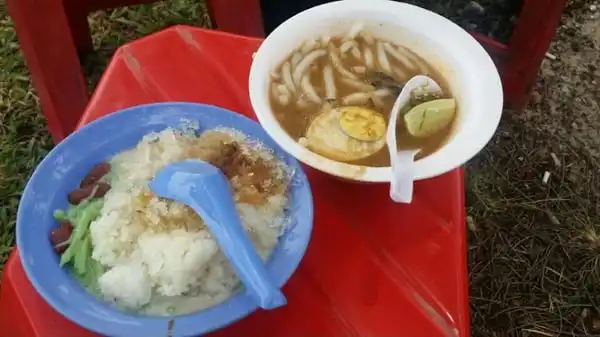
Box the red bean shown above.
[50,221,73,254]
[68,182,111,205]
[80,162,110,187]
[94,182,111,198]
[68,186,93,205]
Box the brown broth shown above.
[270,35,455,167]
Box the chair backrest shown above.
[207,0,265,37]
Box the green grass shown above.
[0,6,53,268]
[1,1,599,336]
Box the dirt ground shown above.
[465,0,600,336]
[406,0,522,42]
[0,0,599,336]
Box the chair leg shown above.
[64,3,94,56]
[206,0,265,37]
[7,0,89,142]
[503,0,568,110]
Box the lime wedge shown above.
[338,106,386,142]
[403,98,456,138]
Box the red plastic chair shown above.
[6,0,264,143]
[473,0,568,110]
[0,26,470,336]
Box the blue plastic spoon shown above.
[148,160,286,310]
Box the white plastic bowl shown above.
[249,0,503,182]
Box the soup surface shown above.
[269,25,457,167]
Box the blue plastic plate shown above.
[16,103,314,337]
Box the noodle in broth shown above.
[269,24,457,167]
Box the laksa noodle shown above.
[268,22,458,167]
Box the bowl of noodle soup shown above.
[249,0,503,182]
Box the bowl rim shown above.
[16,102,314,337]
[249,0,503,182]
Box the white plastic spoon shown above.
[386,75,443,203]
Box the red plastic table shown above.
[0,26,469,337]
